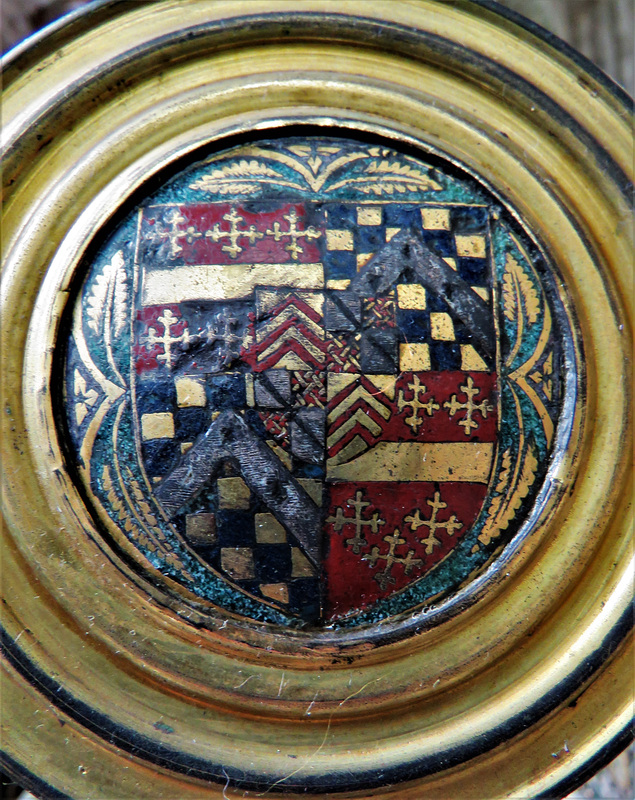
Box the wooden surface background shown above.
[0,1,632,799]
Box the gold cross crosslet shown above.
[206,207,264,259]
[265,208,321,260]
[144,208,196,259]
[405,492,463,554]
[141,309,190,370]
[363,529,423,591]
[326,489,385,554]
[444,376,494,435]
[397,375,440,432]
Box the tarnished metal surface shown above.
[1,2,632,798]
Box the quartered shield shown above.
[4,3,632,798]
[65,137,562,626]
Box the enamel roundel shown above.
[63,136,572,627]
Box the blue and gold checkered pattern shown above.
[134,200,494,620]
[136,368,322,620]
[321,202,493,372]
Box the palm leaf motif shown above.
[85,250,128,384]
[102,465,192,579]
[506,444,538,518]
[502,253,540,325]
[126,469,193,577]
[478,449,512,545]
[502,252,541,368]
[87,250,127,335]
[191,146,442,196]
[328,158,443,195]
[189,159,304,195]
[478,444,537,545]
[102,465,153,548]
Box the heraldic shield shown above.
[64,137,566,626]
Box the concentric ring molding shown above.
[1,2,632,798]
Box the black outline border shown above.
[2,604,632,795]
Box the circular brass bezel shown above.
[1,2,632,798]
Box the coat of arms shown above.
[64,138,568,626]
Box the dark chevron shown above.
[154,410,322,566]
[349,227,495,359]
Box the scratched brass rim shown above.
[1,2,632,799]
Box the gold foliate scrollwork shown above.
[503,252,540,369]
[86,249,128,386]
[102,465,154,547]
[101,464,192,578]
[502,243,556,448]
[478,443,538,546]
[327,157,442,195]
[189,159,305,195]
[124,468,193,577]
[191,144,442,196]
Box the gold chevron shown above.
[327,384,392,423]
[257,329,326,365]
[327,408,383,448]
[256,306,324,342]
[327,435,371,466]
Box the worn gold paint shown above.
[357,206,383,225]
[220,547,255,580]
[399,341,431,371]
[326,278,350,290]
[430,311,456,341]
[260,583,289,604]
[296,479,323,505]
[291,547,317,577]
[1,1,631,798]
[326,441,495,482]
[142,262,325,304]
[175,376,207,407]
[185,513,217,546]
[420,207,451,230]
[455,234,487,258]
[255,513,287,544]
[266,440,293,470]
[327,384,392,423]
[396,283,427,309]
[140,411,175,440]
[366,374,397,400]
[244,372,255,407]
[325,229,354,250]
[356,252,374,269]
[217,477,251,509]
[460,343,489,371]
[471,285,489,301]
[327,372,358,401]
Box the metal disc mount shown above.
[1,2,632,798]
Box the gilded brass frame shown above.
[1,2,632,797]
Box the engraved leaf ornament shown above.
[328,159,443,195]
[189,159,303,195]
[86,249,128,384]
[86,250,128,337]
[502,253,540,325]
